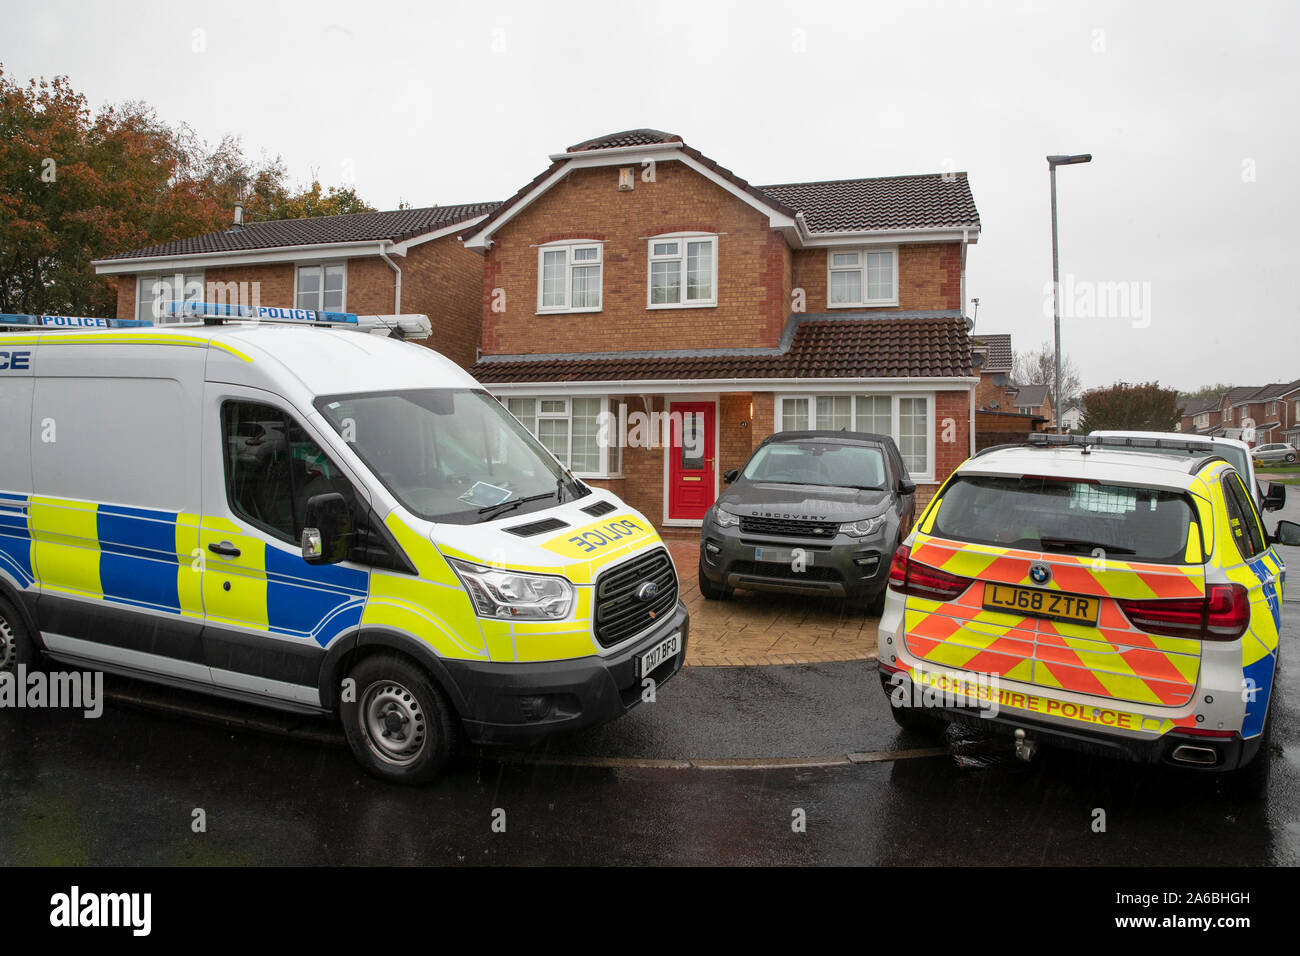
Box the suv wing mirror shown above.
[1273,519,1300,547]
[898,478,917,495]
[722,469,740,484]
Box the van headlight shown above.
[840,515,887,537]
[447,558,574,620]
[708,505,739,529]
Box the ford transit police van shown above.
[0,305,688,784]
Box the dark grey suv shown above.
[698,431,916,613]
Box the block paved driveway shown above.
[663,538,878,666]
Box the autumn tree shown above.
[0,66,373,317]
[1079,382,1183,432]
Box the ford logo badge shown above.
[1029,562,1052,585]
[637,582,660,602]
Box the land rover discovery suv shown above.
[698,431,916,613]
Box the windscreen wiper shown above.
[1038,536,1137,555]
[478,492,554,521]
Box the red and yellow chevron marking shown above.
[902,532,1205,707]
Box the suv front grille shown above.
[739,516,840,539]
[594,547,678,648]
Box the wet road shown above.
[1,530,1296,866]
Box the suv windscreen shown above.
[316,388,584,524]
[742,441,887,489]
[932,475,1198,564]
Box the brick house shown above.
[972,332,1014,410]
[1180,396,1222,434]
[92,203,497,369]
[462,129,981,526]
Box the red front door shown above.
[667,401,715,521]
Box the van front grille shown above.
[593,548,678,648]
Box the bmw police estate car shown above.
[879,434,1292,798]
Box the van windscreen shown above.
[931,475,1198,564]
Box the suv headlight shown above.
[709,505,740,529]
[447,558,574,620]
[840,515,887,537]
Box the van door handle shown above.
[208,541,242,558]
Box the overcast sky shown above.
[4,0,1298,393]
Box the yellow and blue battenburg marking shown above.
[0,492,34,587]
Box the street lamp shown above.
[1048,153,1091,433]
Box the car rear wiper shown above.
[478,492,554,521]
[1038,536,1137,555]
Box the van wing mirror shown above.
[302,492,353,564]
[1262,481,1286,513]
[1273,519,1300,547]
[722,469,739,484]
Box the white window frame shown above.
[294,261,348,313]
[774,391,936,481]
[136,271,205,324]
[503,395,622,478]
[826,246,899,308]
[646,233,718,309]
[536,240,603,314]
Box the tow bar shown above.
[1014,728,1038,762]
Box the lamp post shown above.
[1048,153,1091,433]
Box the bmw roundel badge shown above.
[1029,562,1052,585]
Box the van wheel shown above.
[1228,710,1273,802]
[340,655,456,786]
[698,565,731,601]
[0,597,37,674]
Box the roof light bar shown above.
[0,313,153,330]
[164,301,359,324]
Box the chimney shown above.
[231,201,244,232]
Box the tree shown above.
[1079,382,1182,432]
[1179,383,1232,402]
[0,66,373,317]
[1013,340,1083,412]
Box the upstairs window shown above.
[537,242,602,313]
[647,235,717,308]
[296,263,346,313]
[827,248,898,307]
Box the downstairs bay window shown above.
[503,396,622,477]
[776,393,933,479]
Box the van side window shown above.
[221,401,354,545]
[1221,471,1266,559]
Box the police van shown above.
[0,304,687,784]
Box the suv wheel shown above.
[340,654,457,786]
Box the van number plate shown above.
[639,632,681,677]
[982,584,1099,625]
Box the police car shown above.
[0,304,687,784]
[879,434,1292,798]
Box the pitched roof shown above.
[1011,384,1050,407]
[473,312,973,384]
[758,172,980,233]
[460,129,979,244]
[974,333,1013,373]
[101,202,500,261]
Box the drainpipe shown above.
[378,242,401,313]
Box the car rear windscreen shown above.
[931,475,1198,564]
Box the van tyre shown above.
[698,565,731,601]
[0,597,37,674]
[340,654,456,786]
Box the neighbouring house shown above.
[1059,403,1084,432]
[1180,396,1222,434]
[462,129,981,526]
[92,202,499,369]
[972,331,1056,434]
[1008,383,1052,424]
[1211,381,1300,445]
[973,332,1013,410]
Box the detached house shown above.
[92,202,498,369]
[463,129,981,526]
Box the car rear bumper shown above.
[442,602,689,744]
[878,667,1261,771]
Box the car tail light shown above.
[1117,583,1249,641]
[888,545,972,601]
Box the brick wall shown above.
[480,161,791,356]
[403,236,486,370]
[790,241,962,313]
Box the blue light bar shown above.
[0,313,153,329]
[164,302,359,324]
